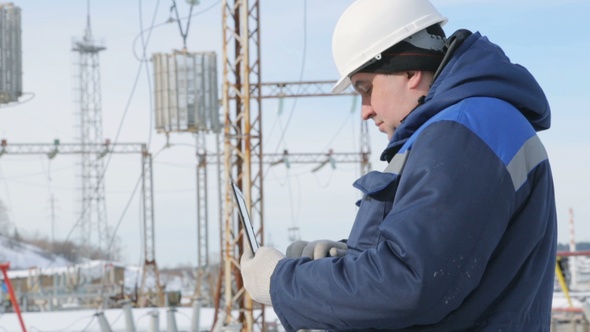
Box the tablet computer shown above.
[231,181,260,253]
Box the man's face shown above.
[351,72,417,140]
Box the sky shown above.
[0,0,588,269]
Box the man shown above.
[241,0,557,330]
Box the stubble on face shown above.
[352,72,411,140]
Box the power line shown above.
[170,0,196,49]
[267,0,309,157]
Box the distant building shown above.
[2,261,127,311]
[0,3,22,104]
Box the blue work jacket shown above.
[270,32,557,331]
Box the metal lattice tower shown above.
[71,12,109,258]
[138,150,165,307]
[217,0,264,331]
[0,139,165,306]
[216,0,371,330]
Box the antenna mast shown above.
[71,0,109,257]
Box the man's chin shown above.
[386,128,396,140]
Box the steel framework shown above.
[217,1,263,331]
[215,1,371,331]
[138,149,166,307]
[71,15,109,259]
[0,140,165,306]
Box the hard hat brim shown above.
[332,76,352,94]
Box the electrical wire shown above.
[265,0,308,162]
[99,0,163,273]
[104,144,167,269]
[263,0,309,182]
[321,94,359,152]
[285,167,297,233]
[43,0,162,269]
[171,0,195,49]
[312,166,336,188]
[264,3,361,183]
[290,172,303,233]
[105,174,141,265]
[137,0,162,153]
[261,1,310,240]
[154,161,195,169]
[79,313,98,332]
[0,0,223,315]
[175,308,193,322]
[127,2,218,277]
[134,312,151,327]
[98,144,171,297]
[131,0,221,62]
[42,158,59,241]
[105,308,125,326]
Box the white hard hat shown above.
[331,0,448,94]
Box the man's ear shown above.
[406,71,423,89]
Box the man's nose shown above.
[360,103,375,121]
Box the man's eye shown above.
[354,83,372,96]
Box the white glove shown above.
[240,246,285,305]
[286,240,309,258]
[286,239,347,259]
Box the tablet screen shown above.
[231,181,260,253]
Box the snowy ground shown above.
[0,294,587,331]
[0,306,281,332]
[1,236,589,330]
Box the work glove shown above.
[240,246,285,305]
[286,239,347,259]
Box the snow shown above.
[0,306,280,332]
[1,234,589,331]
[0,236,71,271]
[0,237,284,331]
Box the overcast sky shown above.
[0,0,588,268]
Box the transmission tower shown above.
[216,1,371,331]
[0,139,165,305]
[218,1,263,331]
[71,10,109,258]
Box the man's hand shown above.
[240,247,285,305]
[285,240,309,258]
[286,239,347,259]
